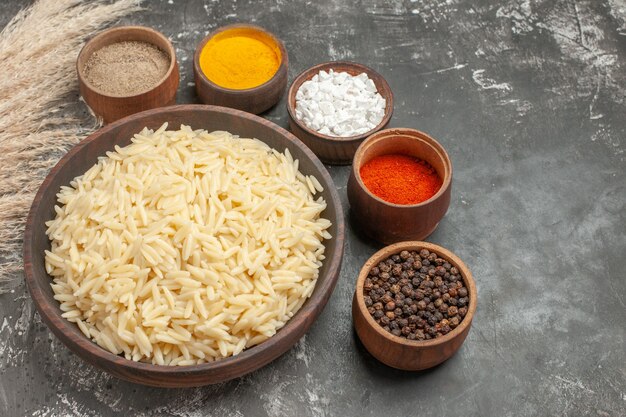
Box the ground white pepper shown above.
[83,41,170,96]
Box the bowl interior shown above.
[194,24,287,93]
[24,104,344,383]
[287,61,393,141]
[353,129,452,207]
[355,241,476,348]
[77,26,177,98]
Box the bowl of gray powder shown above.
[77,26,179,123]
[287,61,393,165]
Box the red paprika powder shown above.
[359,154,442,205]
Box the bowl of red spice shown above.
[347,128,452,244]
[77,26,180,123]
[352,241,477,371]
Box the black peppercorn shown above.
[363,248,470,341]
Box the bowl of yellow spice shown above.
[193,24,288,114]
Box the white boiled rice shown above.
[44,123,332,365]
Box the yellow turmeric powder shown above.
[199,28,281,90]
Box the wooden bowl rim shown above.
[193,23,289,93]
[351,128,453,207]
[286,61,394,143]
[23,104,345,377]
[354,241,477,348]
[76,25,178,99]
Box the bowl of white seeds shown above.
[287,61,393,165]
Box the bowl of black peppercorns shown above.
[352,241,477,371]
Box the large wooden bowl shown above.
[23,105,345,387]
[352,241,477,370]
[347,128,452,244]
[77,26,180,124]
[286,61,393,165]
[193,24,288,114]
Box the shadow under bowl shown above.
[286,61,393,165]
[347,128,452,245]
[352,241,477,371]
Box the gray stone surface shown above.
[1,0,625,416]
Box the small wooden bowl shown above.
[347,128,452,244]
[286,61,393,165]
[77,26,180,124]
[352,241,477,371]
[23,105,345,387]
[193,24,288,114]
